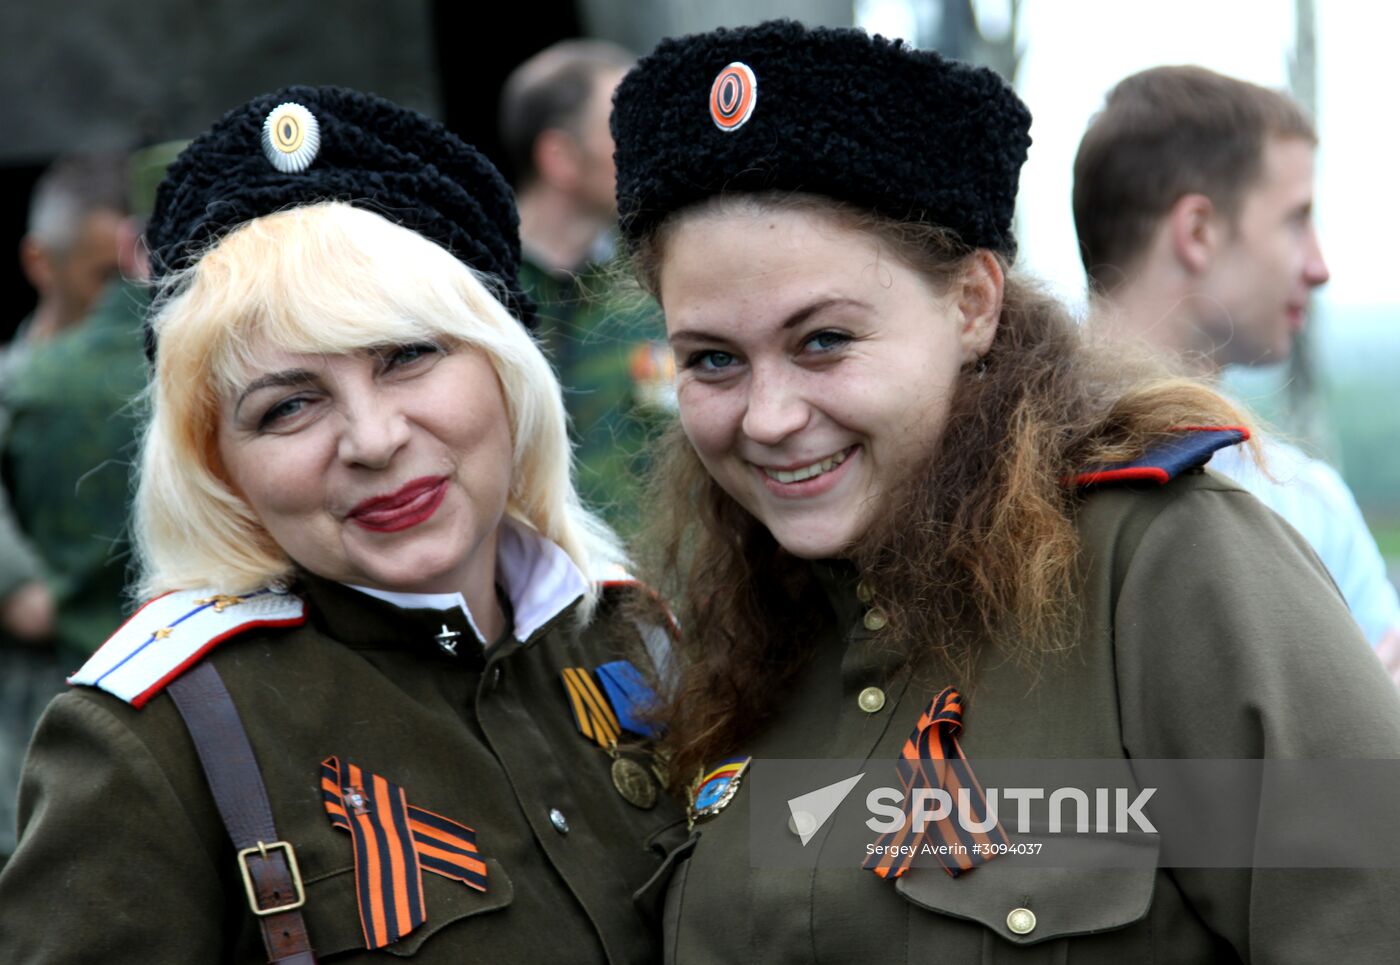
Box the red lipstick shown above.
[348,476,448,533]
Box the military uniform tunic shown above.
[665,471,1400,963]
[0,527,686,962]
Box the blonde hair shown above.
[135,201,622,614]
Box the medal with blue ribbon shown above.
[561,660,662,809]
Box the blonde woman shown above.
[0,87,680,963]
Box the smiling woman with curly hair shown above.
[611,19,1400,964]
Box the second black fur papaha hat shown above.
[612,19,1032,255]
[145,84,534,357]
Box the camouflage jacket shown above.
[0,327,43,601]
[1,278,148,661]
[519,254,672,536]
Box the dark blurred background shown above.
[0,0,882,340]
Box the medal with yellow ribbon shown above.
[561,660,663,809]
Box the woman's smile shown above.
[754,444,858,497]
[346,475,450,532]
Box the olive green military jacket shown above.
[665,471,1400,963]
[0,566,685,962]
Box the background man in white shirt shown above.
[1073,65,1400,678]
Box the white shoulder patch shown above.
[68,588,306,708]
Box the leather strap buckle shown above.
[238,840,307,916]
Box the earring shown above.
[975,356,988,380]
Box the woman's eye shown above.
[804,330,850,353]
[686,350,738,373]
[257,396,308,430]
[384,342,442,371]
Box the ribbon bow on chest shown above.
[321,757,488,949]
[863,687,1009,879]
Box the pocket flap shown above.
[302,857,514,956]
[633,828,700,921]
[893,831,1158,946]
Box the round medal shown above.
[611,756,658,810]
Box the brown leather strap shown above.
[168,660,318,963]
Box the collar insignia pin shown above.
[435,625,462,656]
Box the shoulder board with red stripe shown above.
[1071,425,1250,488]
[596,564,679,631]
[68,588,306,708]
[594,564,679,683]
[594,562,643,590]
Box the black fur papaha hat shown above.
[145,85,534,354]
[612,20,1032,255]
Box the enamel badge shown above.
[690,755,751,823]
[709,62,758,131]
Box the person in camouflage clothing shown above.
[0,153,128,863]
[516,257,671,534]
[1,154,126,644]
[2,276,148,664]
[501,40,674,534]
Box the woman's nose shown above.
[741,366,809,445]
[337,393,412,469]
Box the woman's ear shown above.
[957,249,1004,363]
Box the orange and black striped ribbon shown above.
[863,687,1009,879]
[321,757,487,949]
[560,666,622,749]
[406,805,489,892]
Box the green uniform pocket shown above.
[300,856,514,957]
[894,830,1159,963]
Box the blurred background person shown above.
[0,151,127,864]
[500,39,674,533]
[1,154,126,641]
[4,142,177,659]
[1073,65,1400,675]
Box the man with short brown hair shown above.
[1074,66,1400,673]
[1074,65,1326,368]
[501,40,671,533]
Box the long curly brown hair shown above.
[627,193,1253,792]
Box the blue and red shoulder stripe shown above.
[1069,425,1250,488]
